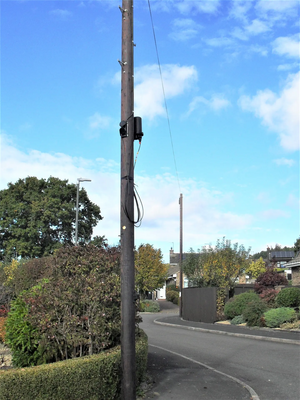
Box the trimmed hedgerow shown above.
[264,307,297,328]
[140,300,160,313]
[0,330,148,400]
[243,300,268,327]
[224,292,260,319]
[276,287,300,308]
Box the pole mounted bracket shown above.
[118,6,127,13]
[119,120,128,138]
[118,60,127,67]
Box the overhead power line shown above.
[147,0,181,193]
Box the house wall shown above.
[292,267,300,285]
[156,285,166,300]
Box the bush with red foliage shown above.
[0,305,9,317]
[259,288,278,307]
[254,268,288,294]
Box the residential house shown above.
[155,248,189,300]
[284,252,300,285]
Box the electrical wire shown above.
[147,0,181,193]
[121,133,144,227]
[134,140,141,169]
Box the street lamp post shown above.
[75,178,91,246]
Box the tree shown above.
[252,243,295,260]
[294,236,300,254]
[89,235,108,248]
[245,257,266,279]
[183,237,251,289]
[135,244,168,299]
[0,177,102,260]
[254,268,288,294]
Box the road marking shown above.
[149,343,260,400]
[154,319,300,345]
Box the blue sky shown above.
[1,0,299,262]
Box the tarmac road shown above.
[140,302,300,400]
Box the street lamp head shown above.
[77,178,92,183]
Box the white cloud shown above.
[134,64,198,120]
[88,112,111,131]
[176,0,221,15]
[205,37,234,47]
[256,192,271,204]
[188,94,231,114]
[154,0,221,15]
[238,72,300,151]
[245,19,270,35]
[286,193,300,209]
[259,209,290,220]
[0,133,254,260]
[229,1,252,22]
[169,18,201,41]
[274,158,295,167]
[249,45,268,56]
[256,0,299,15]
[50,9,72,19]
[231,19,270,41]
[272,34,300,58]
[277,63,299,71]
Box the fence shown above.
[182,287,218,323]
[182,284,255,323]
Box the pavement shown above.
[140,300,300,400]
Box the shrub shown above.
[5,296,44,367]
[230,315,245,325]
[166,290,178,302]
[264,307,297,328]
[276,287,300,308]
[0,317,7,343]
[166,285,179,293]
[259,288,278,307]
[5,246,126,366]
[12,257,53,296]
[243,300,268,327]
[172,292,179,305]
[139,300,160,313]
[254,269,288,294]
[224,291,260,319]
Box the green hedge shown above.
[0,331,148,400]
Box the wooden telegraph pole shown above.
[179,193,183,317]
[120,1,136,399]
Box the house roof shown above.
[167,265,180,277]
[269,251,294,261]
[285,252,300,268]
[170,253,189,264]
